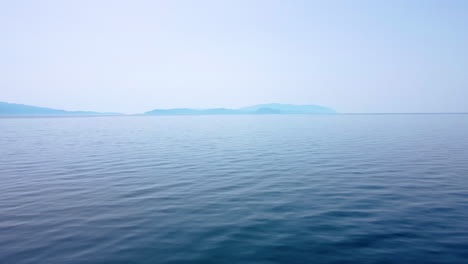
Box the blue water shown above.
[1,115,468,264]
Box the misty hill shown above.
[240,103,336,114]
[145,104,336,115]
[0,102,120,116]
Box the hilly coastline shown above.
[145,103,336,115]
[0,102,336,116]
[0,102,121,116]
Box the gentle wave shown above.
[1,115,468,263]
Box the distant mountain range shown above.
[0,102,120,116]
[145,104,336,115]
[0,101,336,116]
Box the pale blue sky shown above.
[1,0,467,114]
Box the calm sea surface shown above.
[1,115,468,264]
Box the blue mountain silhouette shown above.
[1,101,336,116]
[145,103,336,115]
[0,102,120,115]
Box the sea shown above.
[1,114,468,264]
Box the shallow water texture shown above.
[1,115,468,264]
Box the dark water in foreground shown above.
[1,115,468,264]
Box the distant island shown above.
[0,101,336,116]
[145,104,336,115]
[0,102,121,116]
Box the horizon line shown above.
[1,112,468,118]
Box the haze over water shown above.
[1,114,468,264]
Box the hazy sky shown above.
[1,0,468,114]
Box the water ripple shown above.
[1,115,468,263]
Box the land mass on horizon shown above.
[145,104,336,115]
[0,102,121,116]
[0,102,336,116]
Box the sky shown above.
[1,0,468,114]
